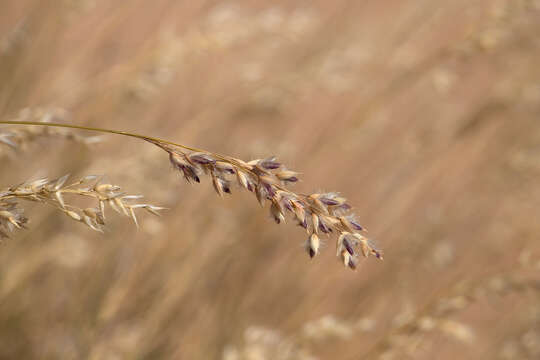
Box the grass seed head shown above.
[0,121,381,271]
[0,175,163,235]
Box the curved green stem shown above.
[0,120,204,153]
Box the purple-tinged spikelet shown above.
[307,233,320,258]
[270,199,285,224]
[276,170,299,183]
[259,157,281,170]
[343,237,355,256]
[189,152,216,165]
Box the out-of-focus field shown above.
[1,0,539,359]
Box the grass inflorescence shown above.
[0,174,165,239]
[0,120,382,270]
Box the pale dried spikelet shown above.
[146,139,382,271]
[0,175,164,237]
[0,202,28,239]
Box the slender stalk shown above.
[0,120,247,172]
[0,120,289,192]
[0,120,204,153]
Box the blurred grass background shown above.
[0,0,539,359]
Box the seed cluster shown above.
[152,141,382,269]
[0,175,164,239]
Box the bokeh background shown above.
[1,0,539,359]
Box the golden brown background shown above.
[1,0,539,359]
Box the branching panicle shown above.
[0,120,381,270]
[151,140,382,270]
[0,175,164,238]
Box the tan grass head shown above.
[0,120,382,270]
[150,138,382,270]
[0,174,164,239]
